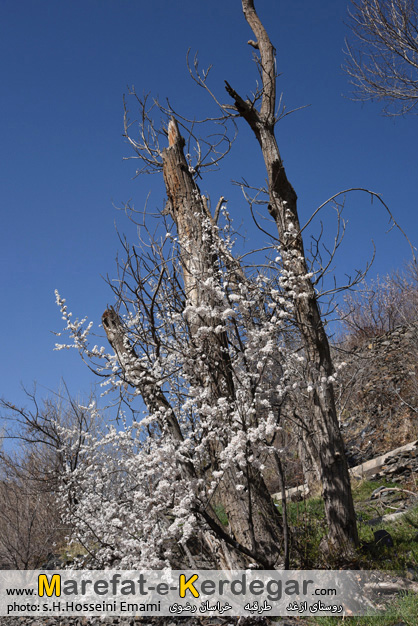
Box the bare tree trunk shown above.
[161,118,283,568]
[297,428,321,493]
[224,0,358,552]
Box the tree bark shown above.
[223,0,359,551]
[162,117,284,568]
[102,120,285,567]
[102,307,256,569]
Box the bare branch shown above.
[344,0,418,115]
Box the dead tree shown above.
[0,387,93,568]
[162,117,283,566]
[221,0,359,552]
[345,0,418,116]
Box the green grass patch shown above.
[275,496,326,567]
[352,479,408,520]
[351,479,399,503]
[275,478,418,569]
[300,591,418,626]
[357,505,418,570]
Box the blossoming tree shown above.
[55,0,362,569]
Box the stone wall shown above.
[335,323,418,466]
[365,440,418,483]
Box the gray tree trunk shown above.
[102,117,285,569]
[223,0,359,552]
[161,118,284,568]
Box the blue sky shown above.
[1,0,416,412]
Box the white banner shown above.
[0,569,400,616]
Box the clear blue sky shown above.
[1,0,416,411]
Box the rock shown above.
[405,567,418,581]
[40,553,67,570]
[371,486,386,499]
[374,529,394,548]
